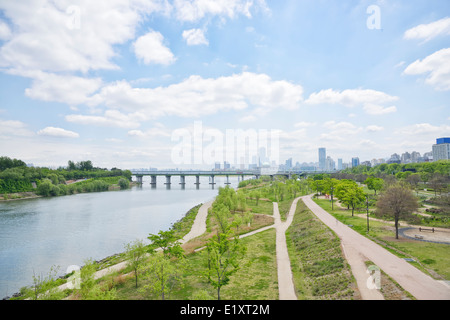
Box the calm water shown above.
[0,175,238,297]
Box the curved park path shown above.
[302,195,450,300]
[62,195,450,300]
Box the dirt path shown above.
[274,197,301,300]
[302,195,450,300]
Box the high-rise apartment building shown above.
[351,157,360,168]
[432,138,450,161]
[318,148,326,170]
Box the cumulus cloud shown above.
[366,125,384,132]
[37,127,79,138]
[363,104,397,115]
[133,31,176,65]
[182,28,209,46]
[65,110,145,129]
[81,72,303,125]
[0,0,167,73]
[6,69,102,106]
[403,48,450,91]
[0,119,34,137]
[404,17,450,42]
[0,20,11,40]
[173,0,263,22]
[306,88,398,107]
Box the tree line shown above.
[0,156,132,195]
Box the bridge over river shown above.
[131,169,335,187]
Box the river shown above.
[0,175,239,298]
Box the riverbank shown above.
[0,178,137,202]
[2,200,206,300]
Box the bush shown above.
[37,179,53,197]
[118,178,130,190]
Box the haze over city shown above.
[0,1,449,169]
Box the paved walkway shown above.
[302,195,450,300]
[273,198,301,300]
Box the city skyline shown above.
[1,1,450,169]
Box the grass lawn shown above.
[286,199,359,300]
[314,198,450,280]
[114,228,278,300]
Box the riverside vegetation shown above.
[0,157,133,200]
[6,160,450,300]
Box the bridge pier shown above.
[136,175,143,184]
[209,175,216,185]
[225,175,230,185]
[150,175,157,186]
[180,176,186,185]
[164,175,171,185]
[195,175,200,186]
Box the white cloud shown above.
[0,0,166,73]
[404,17,450,42]
[6,69,102,106]
[37,127,79,138]
[306,88,398,107]
[182,28,209,46]
[363,104,397,115]
[65,110,145,129]
[127,127,171,138]
[0,20,11,40]
[366,125,384,132]
[86,72,303,124]
[322,121,363,136]
[173,0,262,22]
[294,121,317,128]
[403,48,450,91]
[395,123,450,135]
[133,31,176,65]
[0,119,34,137]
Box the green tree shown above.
[118,178,130,190]
[142,230,186,300]
[140,251,185,300]
[147,230,184,259]
[364,176,384,195]
[77,258,116,300]
[376,184,419,239]
[27,265,65,300]
[36,179,53,197]
[336,180,365,216]
[204,227,246,300]
[124,239,147,288]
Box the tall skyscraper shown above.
[432,137,450,161]
[318,148,326,170]
[337,158,343,170]
[351,157,360,168]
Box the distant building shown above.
[215,162,221,170]
[410,151,422,163]
[432,138,450,161]
[318,148,326,170]
[351,157,360,168]
[325,156,335,171]
[387,153,401,164]
[401,152,411,164]
[285,158,293,170]
[337,158,343,170]
[223,161,231,169]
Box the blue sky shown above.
[0,0,449,169]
